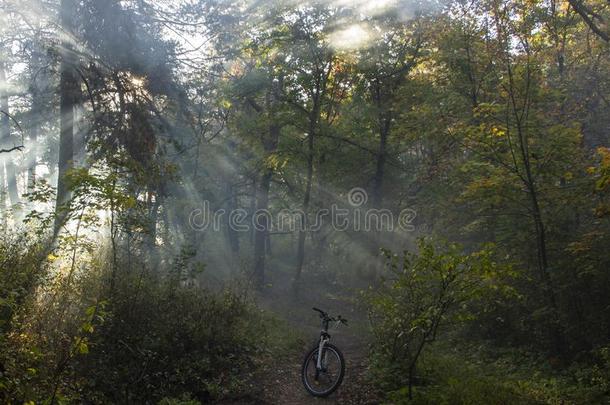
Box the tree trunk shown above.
[312,153,327,270]
[249,179,256,246]
[28,123,37,191]
[54,0,79,234]
[0,163,6,227]
[294,115,315,286]
[225,182,240,254]
[369,112,391,277]
[253,167,272,288]
[372,116,390,209]
[371,75,391,209]
[524,167,564,354]
[252,76,282,289]
[28,43,47,192]
[513,88,564,355]
[294,61,329,286]
[294,136,314,285]
[0,65,20,211]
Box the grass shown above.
[382,341,610,405]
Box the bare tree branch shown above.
[0,145,24,153]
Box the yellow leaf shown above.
[82,322,94,333]
[77,341,89,354]
[491,126,505,137]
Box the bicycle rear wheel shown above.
[301,343,345,397]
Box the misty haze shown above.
[1,0,609,403]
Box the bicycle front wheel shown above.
[301,343,345,397]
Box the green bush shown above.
[383,343,610,405]
[385,350,533,405]
[0,240,270,404]
[364,238,499,399]
[363,235,610,404]
[78,272,266,403]
[0,230,47,334]
[0,230,49,402]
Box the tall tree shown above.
[54,0,79,234]
[287,9,335,286]
[491,1,565,354]
[252,75,283,288]
[26,37,50,191]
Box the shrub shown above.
[0,230,47,334]
[1,244,269,404]
[0,229,49,403]
[364,238,499,399]
[78,271,266,403]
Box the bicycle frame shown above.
[310,307,346,374]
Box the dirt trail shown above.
[256,332,379,405]
[250,270,381,405]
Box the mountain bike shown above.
[301,307,347,397]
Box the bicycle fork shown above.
[315,332,330,377]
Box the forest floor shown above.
[254,332,378,405]
[218,265,610,405]
[232,266,382,404]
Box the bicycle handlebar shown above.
[312,307,327,316]
[312,307,348,326]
